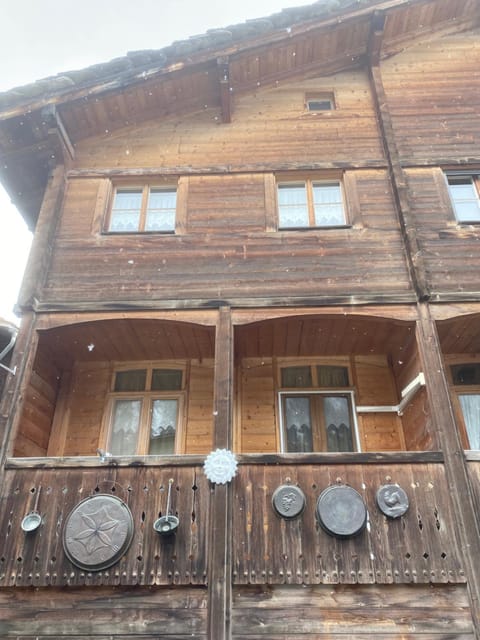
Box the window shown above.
[278,363,360,453]
[446,175,480,223]
[105,365,184,455]
[277,179,346,229]
[451,362,480,449]
[108,185,177,232]
[305,92,335,111]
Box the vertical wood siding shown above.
[0,467,208,588]
[232,463,465,586]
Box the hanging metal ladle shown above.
[21,486,43,533]
[153,478,179,536]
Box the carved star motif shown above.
[72,506,119,555]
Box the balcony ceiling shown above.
[37,319,216,367]
[36,315,416,369]
[437,314,480,354]
[236,314,415,358]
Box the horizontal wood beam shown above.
[30,304,422,331]
[429,302,480,320]
[25,292,418,315]
[400,157,480,168]
[34,309,218,330]
[5,450,445,470]
[232,304,419,324]
[237,451,444,464]
[5,454,207,469]
[66,160,388,179]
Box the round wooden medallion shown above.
[63,494,134,571]
[272,485,306,519]
[376,484,409,518]
[316,485,367,538]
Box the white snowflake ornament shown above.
[203,448,238,484]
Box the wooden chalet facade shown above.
[0,0,479,637]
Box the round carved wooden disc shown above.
[63,494,134,571]
[272,485,306,519]
[316,485,367,538]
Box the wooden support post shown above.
[0,312,38,464]
[368,12,430,302]
[208,306,233,640]
[41,105,75,163]
[16,164,66,311]
[217,57,232,124]
[213,306,233,450]
[416,302,480,636]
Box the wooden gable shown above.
[0,0,477,227]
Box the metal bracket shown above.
[0,362,16,376]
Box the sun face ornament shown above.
[203,448,238,484]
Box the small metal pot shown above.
[21,511,42,533]
[153,515,179,536]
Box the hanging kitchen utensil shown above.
[21,486,43,533]
[153,478,179,536]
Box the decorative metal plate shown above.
[316,485,367,538]
[272,484,306,519]
[63,494,134,571]
[376,483,409,518]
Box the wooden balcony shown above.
[0,456,465,590]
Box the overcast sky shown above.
[0,0,311,322]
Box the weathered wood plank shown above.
[0,586,207,637]
[208,307,234,639]
[5,450,445,470]
[231,636,472,639]
[381,30,480,164]
[16,165,65,307]
[232,583,474,636]
[416,304,480,633]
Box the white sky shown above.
[0,0,311,322]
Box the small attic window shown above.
[305,92,335,112]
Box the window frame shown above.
[276,176,348,230]
[447,358,480,450]
[445,173,480,224]
[305,91,336,112]
[101,362,186,456]
[106,183,178,234]
[276,359,361,453]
